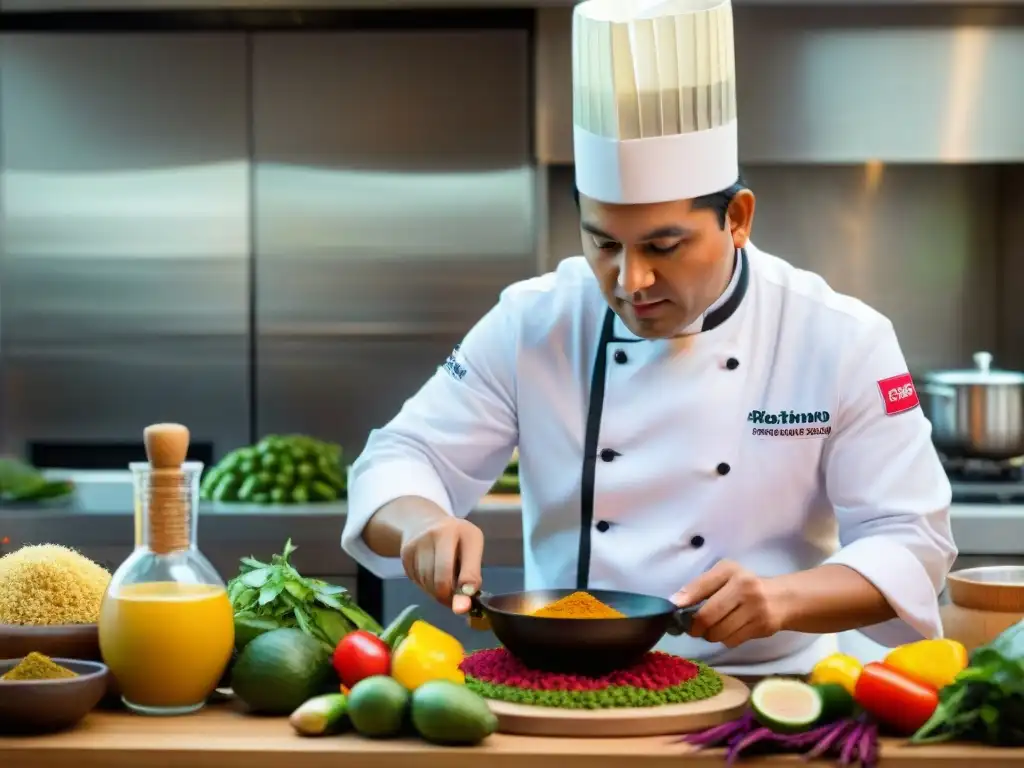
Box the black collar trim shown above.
[574,247,749,589]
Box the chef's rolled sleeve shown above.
[822,317,957,647]
[341,291,521,579]
[343,459,457,578]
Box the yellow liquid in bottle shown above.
[99,582,234,713]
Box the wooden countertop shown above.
[2,705,1023,768]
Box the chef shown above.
[341,0,957,674]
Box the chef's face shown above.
[579,190,756,339]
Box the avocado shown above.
[410,680,498,745]
[347,675,410,738]
[231,628,333,715]
[233,615,281,652]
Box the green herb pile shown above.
[0,458,74,503]
[228,539,382,654]
[201,434,346,505]
[911,620,1024,747]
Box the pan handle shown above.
[666,601,706,636]
[466,590,493,620]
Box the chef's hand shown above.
[671,560,786,648]
[399,516,484,615]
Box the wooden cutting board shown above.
[484,674,749,738]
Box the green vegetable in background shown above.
[201,434,346,505]
[228,539,382,655]
[0,458,75,503]
[488,448,519,495]
[910,620,1024,747]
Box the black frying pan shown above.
[468,588,703,675]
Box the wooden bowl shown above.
[0,658,108,734]
[947,566,1024,612]
[0,623,101,661]
[941,566,1024,652]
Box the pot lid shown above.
[925,351,1024,385]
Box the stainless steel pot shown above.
[921,351,1024,460]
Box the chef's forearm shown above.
[361,496,451,558]
[769,564,897,634]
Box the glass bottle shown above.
[98,423,235,715]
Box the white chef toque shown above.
[572,0,739,205]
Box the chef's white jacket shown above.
[342,243,957,674]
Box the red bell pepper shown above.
[854,661,939,735]
[332,630,391,688]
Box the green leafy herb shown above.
[227,538,383,653]
[911,620,1024,747]
[0,458,75,502]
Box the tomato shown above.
[332,630,390,688]
[853,661,939,735]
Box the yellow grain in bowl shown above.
[0,544,112,625]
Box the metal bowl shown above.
[469,588,701,675]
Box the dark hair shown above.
[573,175,747,230]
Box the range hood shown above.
[536,5,1024,164]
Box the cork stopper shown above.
[143,423,191,554]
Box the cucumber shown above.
[307,483,335,501]
[750,677,824,734]
[212,474,241,502]
[379,605,421,650]
[290,693,350,736]
[200,468,223,496]
[238,475,260,501]
[205,435,347,506]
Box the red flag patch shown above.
[877,373,920,416]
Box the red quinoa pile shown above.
[460,648,723,709]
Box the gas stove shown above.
[941,454,1024,503]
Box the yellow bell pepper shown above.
[883,639,967,690]
[809,653,863,696]
[390,620,466,691]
